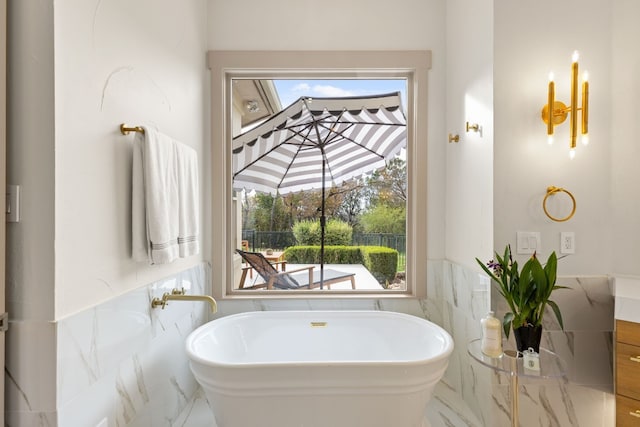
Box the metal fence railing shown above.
[241,230,296,251]
[241,230,407,271]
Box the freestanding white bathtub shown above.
[186,310,454,427]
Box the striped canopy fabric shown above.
[232,92,407,195]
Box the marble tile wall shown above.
[4,263,211,427]
[412,260,616,426]
[426,260,494,426]
[478,269,615,426]
[5,321,57,426]
[8,260,614,426]
[183,262,615,427]
[174,259,492,426]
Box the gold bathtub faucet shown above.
[151,288,217,313]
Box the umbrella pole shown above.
[320,156,326,289]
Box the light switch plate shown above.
[6,185,20,223]
[516,231,541,254]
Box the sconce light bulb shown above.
[548,71,554,82]
[569,148,576,159]
[582,71,589,82]
[572,50,580,63]
[547,135,554,145]
[582,134,589,145]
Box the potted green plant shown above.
[476,244,568,353]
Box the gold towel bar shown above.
[120,124,145,135]
[543,186,576,222]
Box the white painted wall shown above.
[208,0,448,261]
[6,0,56,322]
[8,0,209,318]
[611,0,640,276]
[18,0,208,320]
[7,0,635,324]
[494,0,613,275]
[53,0,209,317]
[7,0,209,422]
[444,0,494,268]
[3,0,636,424]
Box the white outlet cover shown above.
[560,231,575,254]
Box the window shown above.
[208,50,430,299]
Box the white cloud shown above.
[282,82,370,106]
[311,85,356,97]
[292,83,311,92]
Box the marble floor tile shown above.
[174,382,481,427]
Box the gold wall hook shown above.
[448,133,460,143]
[466,122,480,133]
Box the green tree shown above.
[365,157,406,208]
[360,204,406,234]
[247,187,346,232]
[241,158,406,234]
[333,179,366,232]
[238,190,255,230]
[292,218,353,245]
[280,186,347,223]
[252,192,289,231]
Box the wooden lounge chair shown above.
[236,249,356,290]
[240,239,252,278]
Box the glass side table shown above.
[467,339,567,427]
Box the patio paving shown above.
[241,263,384,290]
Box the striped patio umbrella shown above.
[232,92,407,288]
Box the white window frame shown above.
[208,50,430,299]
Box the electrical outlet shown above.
[560,232,575,254]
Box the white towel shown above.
[131,133,149,262]
[131,126,199,264]
[175,142,199,258]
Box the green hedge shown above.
[360,246,398,284]
[283,245,363,264]
[282,245,397,284]
[292,219,352,246]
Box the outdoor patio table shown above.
[260,251,285,265]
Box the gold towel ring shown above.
[543,186,576,222]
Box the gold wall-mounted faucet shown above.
[151,288,217,313]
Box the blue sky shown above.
[273,79,407,109]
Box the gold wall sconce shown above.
[541,51,589,159]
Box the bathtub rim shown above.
[185,310,454,369]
